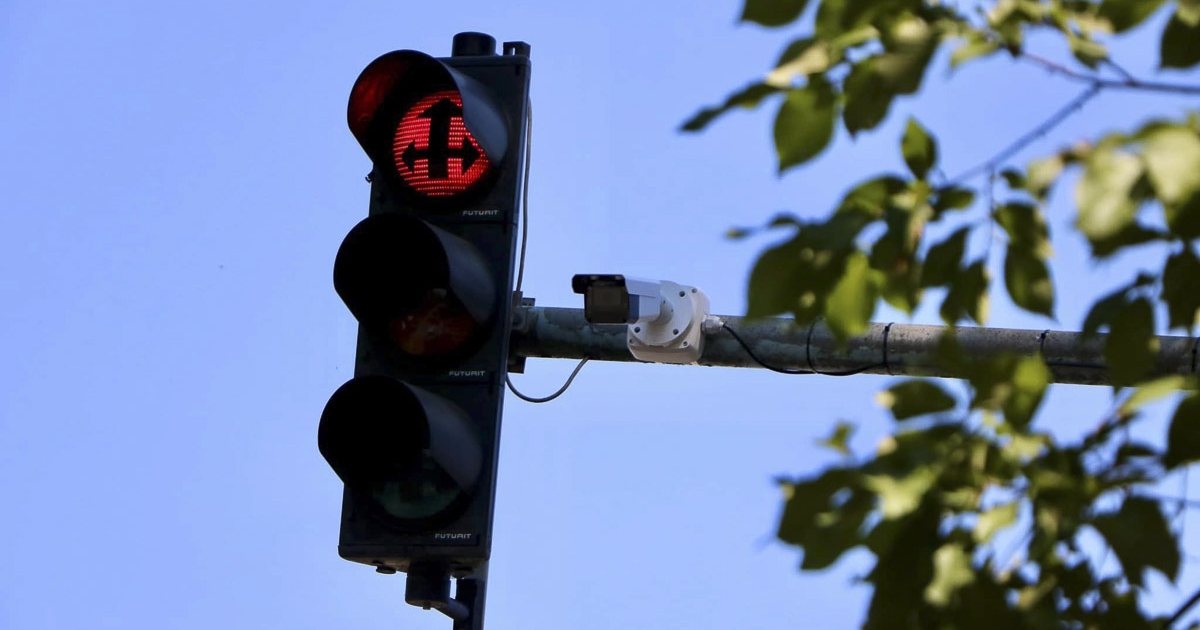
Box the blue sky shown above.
[2,1,1197,628]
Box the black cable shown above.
[721,323,885,377]
[515,101,532,293]
[504,101,590,404]
[506,359,589,403]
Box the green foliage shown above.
[680,82,781,132]
[1098,0,1168,34]
[901,117,937,179]
[1090,496,1180,586]
[689,0,1200,626]
[1164,393,1200,469]
[1105,298,1159,386]
[818,420,856,455]
[1162,247,1200,330]
[973,501,1018,543]
[774,77,838,172]
[740,0,812,27]
[825,250,878,339]
[1003,247,1054,317]
[877,379,957,420]
[1162,14,1200,69]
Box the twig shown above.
[949,85,1102,185]
[1182,469,1191,535]
[1136,492,1200,511]
[1168,586,1200,628]
[1022,52,1200,96]
[1104,59,1137,83]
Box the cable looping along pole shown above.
[882,322,895,377]
[510,306,1200,387]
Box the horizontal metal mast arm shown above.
[511,306,1200,386]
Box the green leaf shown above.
[863,504,941,628]
[1001,168,1027,190]
[777,469,872,570]
[841,16,936,135]
[1119,375,1190,416]
[1090,496,1180,586]
[940,261,990,325]
[924,543,975,606]
[768,38,839,86]
[920,227,969,287]
[1004,432,1049,461]
[1168,191,1200,239]
[1087,222,1165,258]
[1105,298,1159,386]
[1075,146,1144,242]
[746,238,803,318]
[901,117,937,180]
[1180,0,1200,26]
[819,420,856,456]
[1163,248,1200,330]
[681,82,782,132]
[740,0,812,27]
[774,77,838,172]
[1082,275,1155,337]
[877,379,957,420]
[825,250,878,340]
[1004,247,1055,318]
[1164,393,1200,469]
[1026,154,1065,200]
[808,208,876,248]
[995,202,1052,258]
[933,186,976,214]
[836,175,908,218]
[975,501,1019,543]
[799,491,874,570]
[1161,14,1200,69]
[842,59,896,136]
[1068,33,1108,68]
[815,0,916,39]
[1139,123,1200,205]
[864,465,940,519]
[1098,0,1169,32]
[1115,441,1160,463]
[1004,356,1051,429]
[1083,287,1127,337]
[951,33,1001,68]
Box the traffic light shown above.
[319,32,531,619]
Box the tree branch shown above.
[1022,52,1200,96]
[950,85,1101,185]
[1168,586,1200,628]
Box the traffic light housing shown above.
[320,33,531,589]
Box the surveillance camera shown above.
[571,274,711,364]
[571,274,664,325]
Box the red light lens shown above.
[393,90,492,198]
[388,288,478,357]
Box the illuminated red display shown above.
[392,90,492,198]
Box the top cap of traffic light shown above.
[347,49,510,208]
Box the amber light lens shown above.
[392,90,492,198]
[333,214,497,364]
[388,288,478,357]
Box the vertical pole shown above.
[452,564,488,630]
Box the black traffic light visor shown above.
[318,376,481,492]
[333,213,496,358]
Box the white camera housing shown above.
[572,275,711,365]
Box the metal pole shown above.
[511,306,1200,386]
